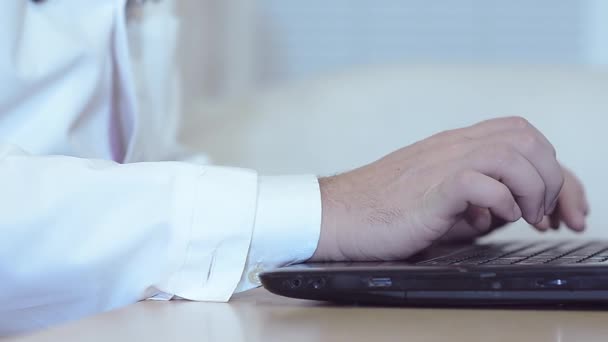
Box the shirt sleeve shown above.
[234,175,322,293]
[0,145,259,334]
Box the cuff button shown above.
[248,263,264,285]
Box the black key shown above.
[423,247,487,265]
[508,242,562,258]
[493,242,535,255]
[515,257,554,264]
[545,258,580,265]
[535,252,561,258]
[547,241,591,256]
[577,258,607,264]
[551,256,583,262]
[567,247,606,258]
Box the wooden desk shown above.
[9,288,608,342]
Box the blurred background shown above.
[174,0,607,99]
[130,0,607,240]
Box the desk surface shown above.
[10,288,608,342]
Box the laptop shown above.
[260,240,608,306]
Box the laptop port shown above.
[368,277,392,288]
[309,278,326,289]
[290,278,303,289]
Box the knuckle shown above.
[548,143,557,158]
[555,169,566,191]
[504,116,532,130]
[516,131,542,153]
[496,185,513,203]
[532,177,547,196]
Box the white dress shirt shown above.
[0,0,321,335]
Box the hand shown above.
[310,117,589,262]
[535,167,589,231]
[439,166,589,242]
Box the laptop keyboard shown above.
[418,241,608,266]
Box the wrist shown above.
[310,176,347,262]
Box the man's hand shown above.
[439,166,588,242]
[310,117,589,262]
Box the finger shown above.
[441,211,490,243]
[489,216,508,231]
[550,210,561,230]
[535,216,551,231]
[464,205,493,234]
[438,170,522,224]
[443,208,506,242]
[467,144,546,224]
[450,117,562,212]
[557,173,587,231]
[480,130,563,214]
[563,167,590,216]
[582,195,590,216]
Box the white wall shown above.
[174,0,608,105]
[584,0,608,65]
[262,0,607,80]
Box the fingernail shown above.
[513,203,522,221]
[576,215,587,231]
[536,224,547,232]
[537,204,545,224]
[581,201,590,216]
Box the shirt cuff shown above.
[161,166,259,302]
[234,175,322,293]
